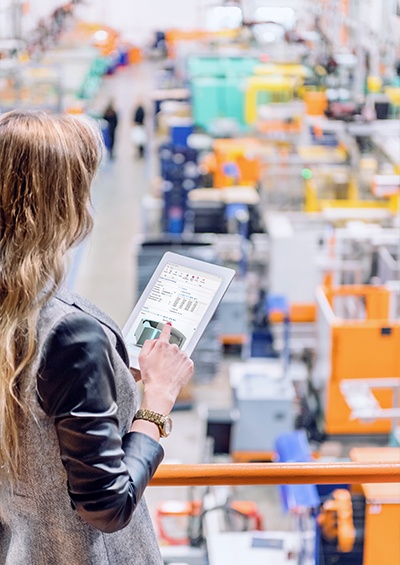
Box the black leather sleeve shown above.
[37,312,164,534]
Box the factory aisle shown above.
[71,61,156,327]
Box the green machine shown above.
[188,56,258,130]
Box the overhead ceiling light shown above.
[94,30,109,42]
[262,31,276,43]
[207,6,243,30]
[253,23,284,43]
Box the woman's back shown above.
[0,291,163,565]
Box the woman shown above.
[0,109,193,564]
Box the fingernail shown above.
[166,322,172,326]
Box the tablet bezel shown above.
[123,251,235,368]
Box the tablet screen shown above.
[125,262,223,357]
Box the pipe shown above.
[151,462,400,487]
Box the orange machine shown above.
[204,138,263,188]
[318,489,356,553]
[314,285,400,435]
[303,91,328,116]
[350,448,400,565]
[165,29,238,58]
[76,22,119,56]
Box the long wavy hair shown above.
[0,109,102,480]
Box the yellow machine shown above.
[384,86,400,117]
[244,75,296,125]
[314,284,400,436]
[253,63,308,80]
[304,175,399,214]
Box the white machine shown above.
[229,360,296,453]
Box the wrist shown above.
[130,418,161,440]
[141,391,175,416]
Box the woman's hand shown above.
[137,323,194,416]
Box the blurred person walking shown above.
[131,99,147,158]
[103,101,119,159]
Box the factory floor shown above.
[70,60,293,549]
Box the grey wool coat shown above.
[0,289,164,565]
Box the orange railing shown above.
[151,462,400,487]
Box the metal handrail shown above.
[151,462,400,487]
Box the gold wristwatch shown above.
[133,409,173,438]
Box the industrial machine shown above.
[313,284,400,437]
[229,360,296,461]
[317,447,400,565]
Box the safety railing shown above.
[151,461,400,487]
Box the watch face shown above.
[163,417,173,437]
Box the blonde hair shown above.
[0,109,102,479]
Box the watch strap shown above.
[133,409,172,437]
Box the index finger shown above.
[158,322,172,343]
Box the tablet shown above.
[123,252,235,369]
